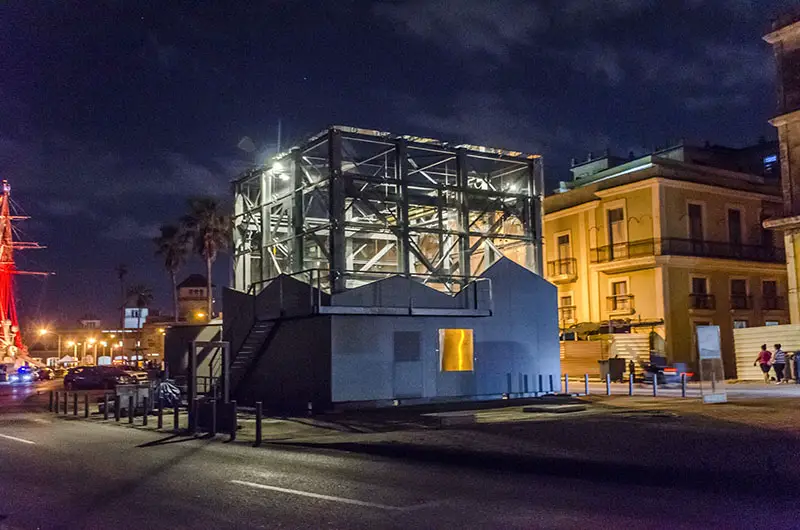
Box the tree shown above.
[126,283,153,363]
[114,264,127,329]
[181,198,231,319]
[154,224,189,322]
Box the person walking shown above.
[754,344,772,384]
[772,343,787,384]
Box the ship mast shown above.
[0,179,48,362]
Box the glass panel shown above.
[612,281,627,296]
[691,277,707,294]
[440,329,474,372]
[688,204,703,241]
[730,279,747,296]
[763,281,778,297]
[728,209,742,246]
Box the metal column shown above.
[292,147,305,272]
[395,139,411,276]
[328,129,346,292]
[455,148,471,279]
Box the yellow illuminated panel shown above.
[440,329,474,372]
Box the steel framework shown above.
[232,126,544,295]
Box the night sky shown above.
[0,0,795,326]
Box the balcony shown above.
[558,306,576,324]
[547,258,578,284]
[690,293,716,310]
[607,294,635,315]
[590,238,785,265]
[730,294,752,310]
[762,296,786,311]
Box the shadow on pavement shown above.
[276,438,800,498]
[136,434,200,448]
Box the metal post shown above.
[549,374,554,393]
[103,394,109,420]
[681,373,687,398]
[49,391,54,412]
[605,374,611,395]
[230,400,237,441]
[210,399,217,436]
[563,374,568,394]
[584,374,590,395]
[128,395,134,424]
[189,398,199,434]
[328,128,346,293]
[84,393,89,418]
[254,401,263,447]
[157,397,164,429]
[629,372,634,396]
[53,391,58,413]
[142,397,149,426]
[73,393,78,416]
[538,374,543,395]
[63,392,68,414]
[524,374,529,393]
[173,403,180,431]
[653,374,658,397]
[115,396,121,422]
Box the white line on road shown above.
[0,433,36,445]
[230,480,436,511]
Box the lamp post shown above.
[87,337,97,365]
[38,328,62,357]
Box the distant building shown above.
[177,274,212,321]
[124,307,149,329]
[546,141,788,377]
[78,315,101,329]
[763,14,800,323]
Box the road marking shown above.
[0,433,35,445]
[230,480,434,511]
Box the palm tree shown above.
[114,264,127,329]
[181,198,231,319]
[126,284,153,364]
[154,224,189,322]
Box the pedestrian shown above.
[772,343,787,384]
[754,344,772,384]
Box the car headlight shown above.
[22,374,31,381]
[9,374,19,382]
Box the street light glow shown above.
[38,328,49,336]
[66,340,75,347]
[88,337,97,344]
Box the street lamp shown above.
[38,328,62,357]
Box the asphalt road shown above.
[0,384,794,529]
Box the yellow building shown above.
[545,143,788,376]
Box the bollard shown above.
[103,394,109,420]
[549,374,554,393]
[652,375,658,397]
[564,374,569,394]
[49,391,54,412]
[605,374,611,396]
[584,374,590,395]
[115,395,121,422]
[53,391,59,413]
[538,374,543,395]
[142,397,149,426]
[73,393,78,416]
[254,401,263,447]
[189,398,199,434]
[63,391,68,415]
[230,400,237,441]
[84,393,89,418]
[629,372,634,396]
[173,403,180,431]
[128,395,134,424]
[210,399,217,436]
[157,397,164,429]
[681,373,687,398]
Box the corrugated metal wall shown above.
[733,324,800,380]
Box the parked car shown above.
[63,366,137,390]
[52,368,68,379]
[37,367,54,380]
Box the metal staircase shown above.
[229,320,277,393]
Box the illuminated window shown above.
[439,329,474,372]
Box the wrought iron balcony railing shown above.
[547,258,578,283]
[730,294,752,310]
[689,293,716,310]
[607,294,635,314]
[590,238,785,264]
[762,296,786,311]
[558,305,576,323]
